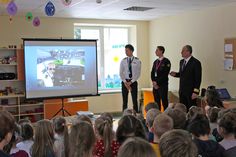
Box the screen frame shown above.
[23,38,99,100]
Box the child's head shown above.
[53,116,69,157]
[187,106,204,121]
[31,119,54,157]
[74,115,92,125]
[166,109,186,129]
[207,107,221,123]
[174,103,187,113]
[145,102,159,112]
[218,112,236,137]
[146,108,161,130]
[100,112,113,122]
[53,116,67,135]
[0,111,15,148]
[21,123,34,141]
[205,88,224,108]
[69,121,95,157]
[153,113,173,139]
[94,116,113,157]
[187,114,210,137]
[3,123,21,154]
[123,108,137,117]
[116,115,146,144]
[160,129,198,157]
[118,137,156,157]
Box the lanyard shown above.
[156,59,162,70]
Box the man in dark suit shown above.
[151,46,171,110]
[170,45,202,110]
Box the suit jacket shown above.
[175,56,202,95]
[151,57,171,86]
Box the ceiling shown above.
[1,0,236,20]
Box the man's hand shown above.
[125,82,132,91]
[170,71,176,77]
[191,93,198,100]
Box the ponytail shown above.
[103,120,112,157]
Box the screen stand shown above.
[52,98,71,118]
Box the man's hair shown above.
[185,45,192,54]
[166,109,186,129]
[157,46,165,54]
[146,108,161,128]
[125,44,134,52]
[145,102,159,112]
[160,129,198,157]
[118,137,156,157]
[153,113,173,138]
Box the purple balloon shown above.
[33,17,40,27]
[7,1,17,16]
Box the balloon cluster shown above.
[3,0,73,26]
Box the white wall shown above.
[149,3,236,97]
[0,16,149,113]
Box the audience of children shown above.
[1,92,236,157]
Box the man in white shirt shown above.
[119,44,141,112]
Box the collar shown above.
[158,56,164,61]
[184,55,192,63]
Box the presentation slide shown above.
[24,39,98,99]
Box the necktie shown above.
[182,60,186,71]
[129,58,132,78]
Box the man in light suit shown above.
[170,45,202,110]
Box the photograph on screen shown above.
[37,48,85,87]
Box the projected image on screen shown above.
[37,49,85,87]
[23,39,98,99]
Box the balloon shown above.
[45,1,55,16]
[0,0,10,4]
[25,12,33,21]
[62,0,72,6]
[7,1,17,16]
[33,17,40,27]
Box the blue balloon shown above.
[45,1,55,16]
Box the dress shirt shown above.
[119,56,141,83]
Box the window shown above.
[74,25,135,92]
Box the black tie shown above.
[129,58,132,78]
